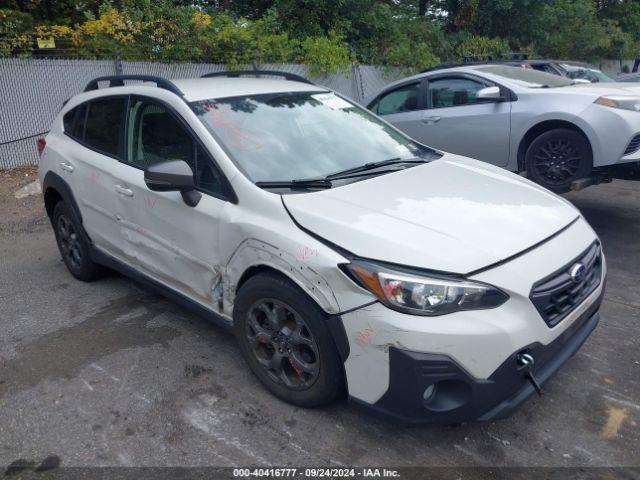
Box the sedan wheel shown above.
[531,138,582,187]
[525,128,592,193]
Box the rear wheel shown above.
[52,201,101,281]
[525,128,592,193]
[233,273,344,407]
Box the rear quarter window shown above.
[63,103,87,141]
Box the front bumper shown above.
[339,218,605,423]
[355,288,603,424]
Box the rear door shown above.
[111,96,232,307]
[420,74,511,166]
[66,96,129,257]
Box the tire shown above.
[233,272,345,407]
[525,128,592,193]
[52,201,102,281]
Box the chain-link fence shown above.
[0,57,402,169]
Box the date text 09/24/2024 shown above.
[232,468,400,478]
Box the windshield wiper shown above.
[255,179,333,190]
[325,157,428,180]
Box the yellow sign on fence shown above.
[36,37,56,49]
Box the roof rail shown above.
[201,70,314,85]
[84,75,184,96]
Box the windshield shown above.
[475,65,574,88]
[191,91,432,183]
[561,64,614,83]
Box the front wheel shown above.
[233,273,345,407]
[525,128,592,193]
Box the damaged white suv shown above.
[39,72,606,423]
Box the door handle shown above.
[59,161,74,172]
[114,184,134,197]
[421,116,441,124]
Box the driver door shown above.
[420,75,511,166]
[111,96,231,307]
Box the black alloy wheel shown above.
[57,213,82,271]
[245,298,320,390]
[233,272,345,407]
[52,201,102,281]
[531,138,582,186]
[525,128,592,193]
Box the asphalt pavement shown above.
[0,170,638,471]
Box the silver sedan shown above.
[367,65,640,192]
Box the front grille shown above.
[624,134,640,155]
[530,242,602,327]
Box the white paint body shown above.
[39,77,604,407]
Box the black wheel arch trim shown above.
[42,171,92,244]
[325,315,350,362]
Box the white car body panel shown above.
[283,155,578,273]
[342,217,604,404]
[39,75,606,422]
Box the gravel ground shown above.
[0,169,638,472]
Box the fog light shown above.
[422,379,472,412]
[422,384,436,403]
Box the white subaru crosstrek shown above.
[39,71,606,423]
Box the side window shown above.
[532,64,557,75]
[127,100,194,170]
[427,77,487,108]
[62,103,87,141]
[196,143,224,195]
[127,99,226,196]
[373,83,420,116]
[84,97,126,157]
[63,108,75,133]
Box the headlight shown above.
[341,260,509,316]
[595,95,640,112]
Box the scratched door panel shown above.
[71,144,125,256]
[112,161,228,307]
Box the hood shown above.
[283,155,579,274]
[554,82,640,96]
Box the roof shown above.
[172,77,327,102]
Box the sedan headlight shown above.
[595,95,640,112]
[341,260,509,316]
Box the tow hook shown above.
[517,352,543,396]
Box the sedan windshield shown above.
[475,65,574,88]
[561,64,614,83]
[191,91,434,183]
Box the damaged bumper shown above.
[349,289,603,424]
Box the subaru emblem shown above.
[569,263,586,283]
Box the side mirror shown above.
[477,86,505,102]
[144,160,202,207]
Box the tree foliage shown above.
[1,0,639,71]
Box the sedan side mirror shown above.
[144,160,202,207]
[477,86,505,102]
